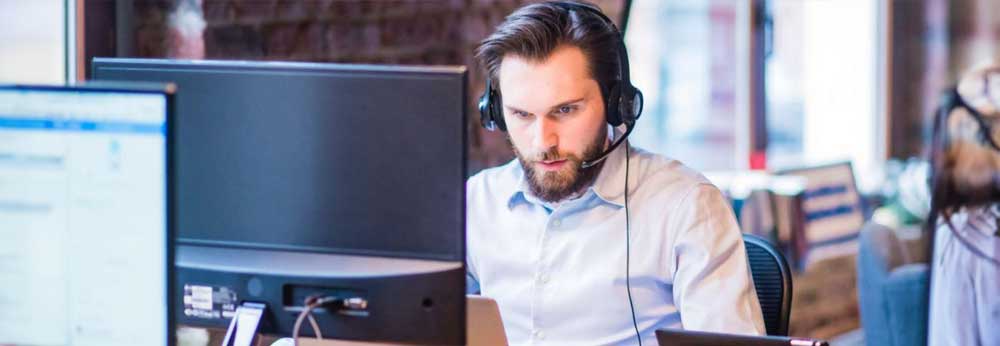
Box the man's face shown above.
[497,45,608,202]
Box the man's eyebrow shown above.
[503,98,586,114]
[503,105,531,114]
[548,98,585,112]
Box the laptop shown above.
[656,329,828,346]
[468,295,509,346]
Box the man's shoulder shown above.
[631,147,713,192]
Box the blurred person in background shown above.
[927,63,1000,346]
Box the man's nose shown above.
[531,116,558,152]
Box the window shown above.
[625,0,887,190]
[625,0,750,171]
[0,0,67,84]
[765,0,884,190]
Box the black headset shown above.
[477,1,644,168]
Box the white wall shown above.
[0,0,66,84]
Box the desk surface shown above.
[178,326,505,346]
[285,338,416,346]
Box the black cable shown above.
[624,143,641,346]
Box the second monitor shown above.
[94,59,466,261]
[93,58,467,345]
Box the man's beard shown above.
[512,129,608,203]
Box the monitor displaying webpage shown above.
[0,87,168,346]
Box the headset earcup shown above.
[478,81,507,132]
[606,83,623,127]
[478,88,494,130]
[618,86,641,126]
[491,89,507,131]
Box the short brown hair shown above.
[474,1,623,99]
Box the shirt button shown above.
[539,275,550,284]
[535,330,545,339]
[551,219,561,227]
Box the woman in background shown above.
[927,64,1000,346]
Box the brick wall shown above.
[131,0,624,174]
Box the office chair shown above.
[743,233,793,336]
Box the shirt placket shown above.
[531,206,564,344]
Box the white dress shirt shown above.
[928,207,1000,346]
[466,143,765,346]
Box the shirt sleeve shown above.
[670,183,766,335]
[466,174,482,295]
[467,233,481,295]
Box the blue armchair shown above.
[856,222,929,346]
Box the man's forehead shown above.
[498,45,593,81]
[497,46,598,108]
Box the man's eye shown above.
[513,110,532,119]
[555,105,577,114]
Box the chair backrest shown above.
[743,233,793,336]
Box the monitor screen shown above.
[0,85,170,346]
[93,59,467,262]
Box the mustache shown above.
[528,148,581,162]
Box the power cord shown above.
[292,296,328,345]
[291,296,369,346]
[624,143,641,346]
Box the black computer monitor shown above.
[92,58,467,345]
[0,83,174,346]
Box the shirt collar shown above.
[506,164,529,209]
[506,140,631,210]
[590,141,629,207]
